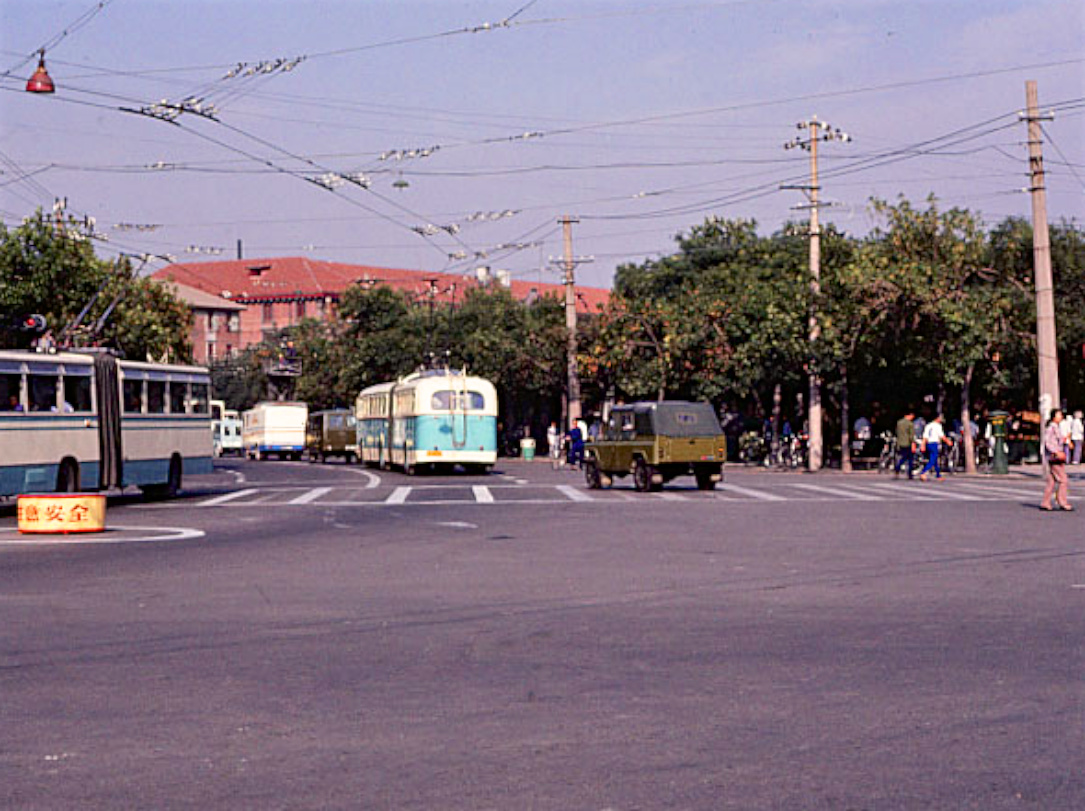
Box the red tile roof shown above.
[153,257,609,314]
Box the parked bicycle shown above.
[877,430,897,474]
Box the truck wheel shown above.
[695,467,717,491]
[633,458,652,492]
[584,459,602,489]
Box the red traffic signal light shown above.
[20,314,47,333]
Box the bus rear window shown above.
[431,390,486,411]
[64,375,93,413]
[28,374,58,412]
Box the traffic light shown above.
[19,314,47,333]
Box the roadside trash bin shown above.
[988,410,1009,475]
[520,438,536,461]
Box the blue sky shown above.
[1,0,1082,288]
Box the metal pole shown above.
[1025,81,1060,431]
[561,216,582,425]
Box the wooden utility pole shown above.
[560,215,582,426]
[1024,80,1060,428]
[784,117,850,472]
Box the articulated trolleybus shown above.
[355,369,497,474]
[0,349,213,498]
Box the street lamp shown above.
[26,50,55,94]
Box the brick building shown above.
[153,257,609,364]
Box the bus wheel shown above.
[56,459,80,493]
[166,456,183,497]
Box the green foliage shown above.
[0,212,191,361]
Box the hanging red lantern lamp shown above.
[26,51,55,94]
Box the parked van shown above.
[306,409,358,463]
[213,408,243,457]
[242,401,308,460]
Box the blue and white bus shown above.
[0,349,213,498]
[355,369,498,474]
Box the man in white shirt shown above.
[918,414,950,481]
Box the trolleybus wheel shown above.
[56,458,80,493]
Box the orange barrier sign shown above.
[17,494,106,534]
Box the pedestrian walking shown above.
[894,407,916,479]
[1041,409,1073,511]
[1071,410,1084,465]
[918,414,950,481]
[566,421,585,469]
[547,421,563,470]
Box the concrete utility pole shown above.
[560,215,582,426]
[1023,80,1060,429]
[784,117,850,472]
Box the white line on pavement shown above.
[288,487,333,505]
[472,485,495,503]
[652,492,687,501]
[342,467,382,488]
[385,486,411,505]
[862,482,978,500]
[197,488,258,507]
[790,482,880,501]
[556,484,593,502]
[720,483,787,502]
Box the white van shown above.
[242,401,308,460]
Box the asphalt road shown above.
[1,460,1082,809]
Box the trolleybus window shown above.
[63,371,93,413]
[169,382,187,414]
[431,390,485,411]
[191,383,209,413]
[28,372,58,412]
[123,379,143,413]
[147,380,166,414]
[1,373,21,410]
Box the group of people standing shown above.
[546,418,590,470]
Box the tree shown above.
[0,212,191,361]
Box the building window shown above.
[296,300,307,319]
[228,312,240,333]
[206,342,216,360]
[262,303,274,323]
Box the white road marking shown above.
[385,486,411,505]
[198,488,258,507]
[863,482,978,500]
[790,482,880,501]
[556,484,593,502]
[230,469,247,484]
[721,483,787,502]
[950,481,1041,498]
[0,526,205,545]
[436,521,479,529]
[342,467,382,488]
[288,487,333,505]
[472,485,495,503]
[652,492,687,501]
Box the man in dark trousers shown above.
[895,407,917,479]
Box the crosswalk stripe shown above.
[472,485,495,503]
[287,487,333,505]
[653,492,687,501]
[790,482,879,501]
[721,483,787,501]
[385,486,411,505]
[862,481,978,500]
[950,481,1039,498]
[556,484,593,502]
[198,488,258,507]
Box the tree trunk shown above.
[961,362,976,474]
[840,366,852,473]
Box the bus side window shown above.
[123,379,143,413]
[191,383,209,414]
[169,382,187,414]
[147,380,166,414]
[63,374,93,412]
[28,373,59,412]
[1,373,23,411]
